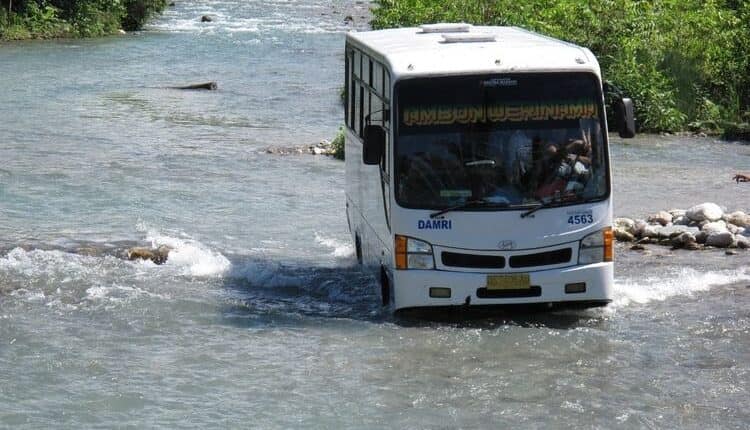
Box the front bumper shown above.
[391,262,613,311]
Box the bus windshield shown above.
[395,73,608,210]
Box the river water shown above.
[1,1,749,428]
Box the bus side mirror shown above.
[363,125,385,165]
[613,97,636,138]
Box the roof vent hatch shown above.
[441,33,497,44]
[419,23,472,34]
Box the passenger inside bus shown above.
[395,123,603,208]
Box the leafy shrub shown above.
[330,127,345,160]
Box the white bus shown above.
[344,24,635,312]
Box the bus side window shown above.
[384,71,390,102]
[373,62,383,95]
[353,50,362,135]
[345,50,351,127]
[359,85,365,138]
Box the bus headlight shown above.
[395,235,435,270]
[578,227,613,264]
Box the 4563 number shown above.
[568,214,594,225]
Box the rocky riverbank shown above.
[615,203,749,252]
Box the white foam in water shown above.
[314,233,354,259]
[0,247,94,279]
[146,231,231,277]
[145,1,348,35]
[612,267,750,308]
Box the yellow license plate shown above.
[486,274,530,291]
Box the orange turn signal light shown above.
[603,227,614,262]
[395,235,408,270]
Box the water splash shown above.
[612,266,750,308]
[145,231,231,277]
[314,232,355,259]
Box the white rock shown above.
[726,211,750,228]
[668,209,686,218]
[642,224,660,238]
[655,225,700,238]
[686,203,723,222]
[671,232,697,248]
[702,220,728,235]
[648,210,673,226]
[727,223,741,234]
[614,228,635,242]
[706,232,734,248]
[633,220,648,237]
[614,217,635,233]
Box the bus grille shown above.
[441,252,505,269]
[508,248,572,268]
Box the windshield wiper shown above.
[519,201,551,218]
[430,199,499,219]
[520,194,583,218]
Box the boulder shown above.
[702,220,728,235]
[201,15,213,22]
[672,215,690,226]
[614,217,636,234]
[668,209,686,218]
[633,219,648,237]
[705,232,734,248]
[671,232,697,249]
[641,224,661,239]
[695,230,708,244]
[126,245,171,265]
[654,225,700,239]
[686,203,723,222]
[614,229,635,242]
[726,211,750,228]
[735,235,749,249]
[648,210,673,226]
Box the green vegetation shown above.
[330,127,345,160]
[372,0,750,135]
[1,0,168,39]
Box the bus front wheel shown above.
[355,234,363,265]
[380,267,390,306]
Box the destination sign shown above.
[402,101,598,126]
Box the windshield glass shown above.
[395,73,608,210]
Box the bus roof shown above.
[346,25,601,80]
